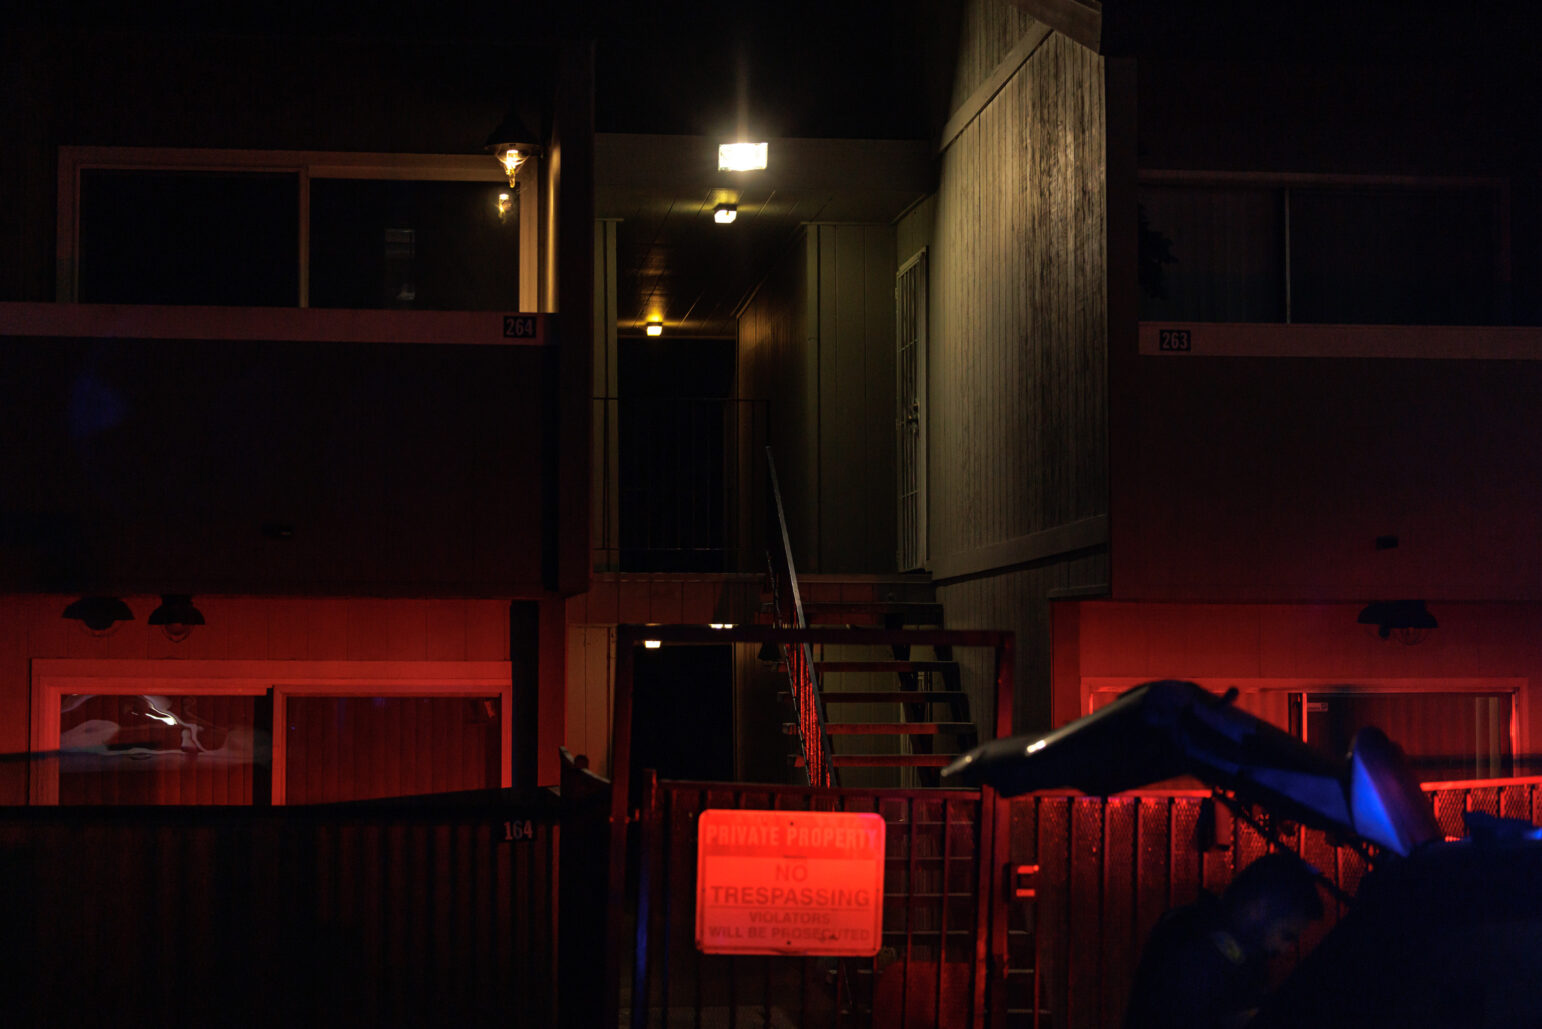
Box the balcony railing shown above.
[591,396,769,573]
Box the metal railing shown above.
[764,448,838,788]
[592,396,769,572]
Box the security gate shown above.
[626,778,1008,1028]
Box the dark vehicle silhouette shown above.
[942,679,1542,1029]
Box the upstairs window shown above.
[1139,176,1508,325]
[79,169,300,306]
[62,148,519,310]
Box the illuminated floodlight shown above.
[643,639,662,649]
[645,320,664,337]
[718,142,768,171]
[713,203,738,224]
[709,623,734,630]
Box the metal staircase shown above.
[762,449,981,787]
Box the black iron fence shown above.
[0,776,611,1029]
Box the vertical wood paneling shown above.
[926,5,1110,735]
[805,223,900,572]
[932,29,1107,559]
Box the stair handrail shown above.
[764,447,838,788]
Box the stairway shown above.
[762,576,980,788]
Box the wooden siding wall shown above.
[739,229,817,566]
[811,223,899,572]
[0,336,551,595]
[0,594,513,805]
[1116,357,1542,601]
[739,225,899,573]
[911,2,1110,734]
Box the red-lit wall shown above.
[0,595,514,805]
[1111,353,1542,601]
[1053,599,1542,764]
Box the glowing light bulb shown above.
[718,142,768,171]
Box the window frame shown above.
[1083,675,1528,781]
[31,658,514,805]
[1137,169,1512,326]
[56,146,513,308]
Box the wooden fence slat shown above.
[1066,798,1104,1029]
[1036,798,1071,1029]
[1100,798,1138,1029]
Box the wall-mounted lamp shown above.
[645,320,664,337]
[485,109,543,188]
[63,596,134,637]
[718,141,768,172]
[713,203,738,224]
[1357,599,1437,645]
[149,594,205,643]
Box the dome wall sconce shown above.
[1357,599,1437,645]
[63,596,134,637]
[149,594,205,643]
[485,109,544,189]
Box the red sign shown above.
[695,809,886,956]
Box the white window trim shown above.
[31,658,514,805]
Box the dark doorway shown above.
[618,338,735,571]
[629,644,734,798]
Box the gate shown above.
[627,777,1008,1028]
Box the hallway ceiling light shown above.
[718,142,767,171]
[63,596,134,636]
[645,320,663,337]
[713,203,737,224]
[149,594,205,643]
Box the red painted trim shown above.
[1419,775,1542,792]
[0,302,550,346]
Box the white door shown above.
[895,250,927,571]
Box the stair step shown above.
[763,601,944,626]
[784,722,975,736]
[791,660,958,674]
[794,754,958,769]
[779,690,966,705]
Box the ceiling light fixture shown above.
[1357,599,1438,645]
[718,141,768,172]
[713,203,738,224]
[63,596,134,636]
[148,594,205,643]
[645,320,664,337]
